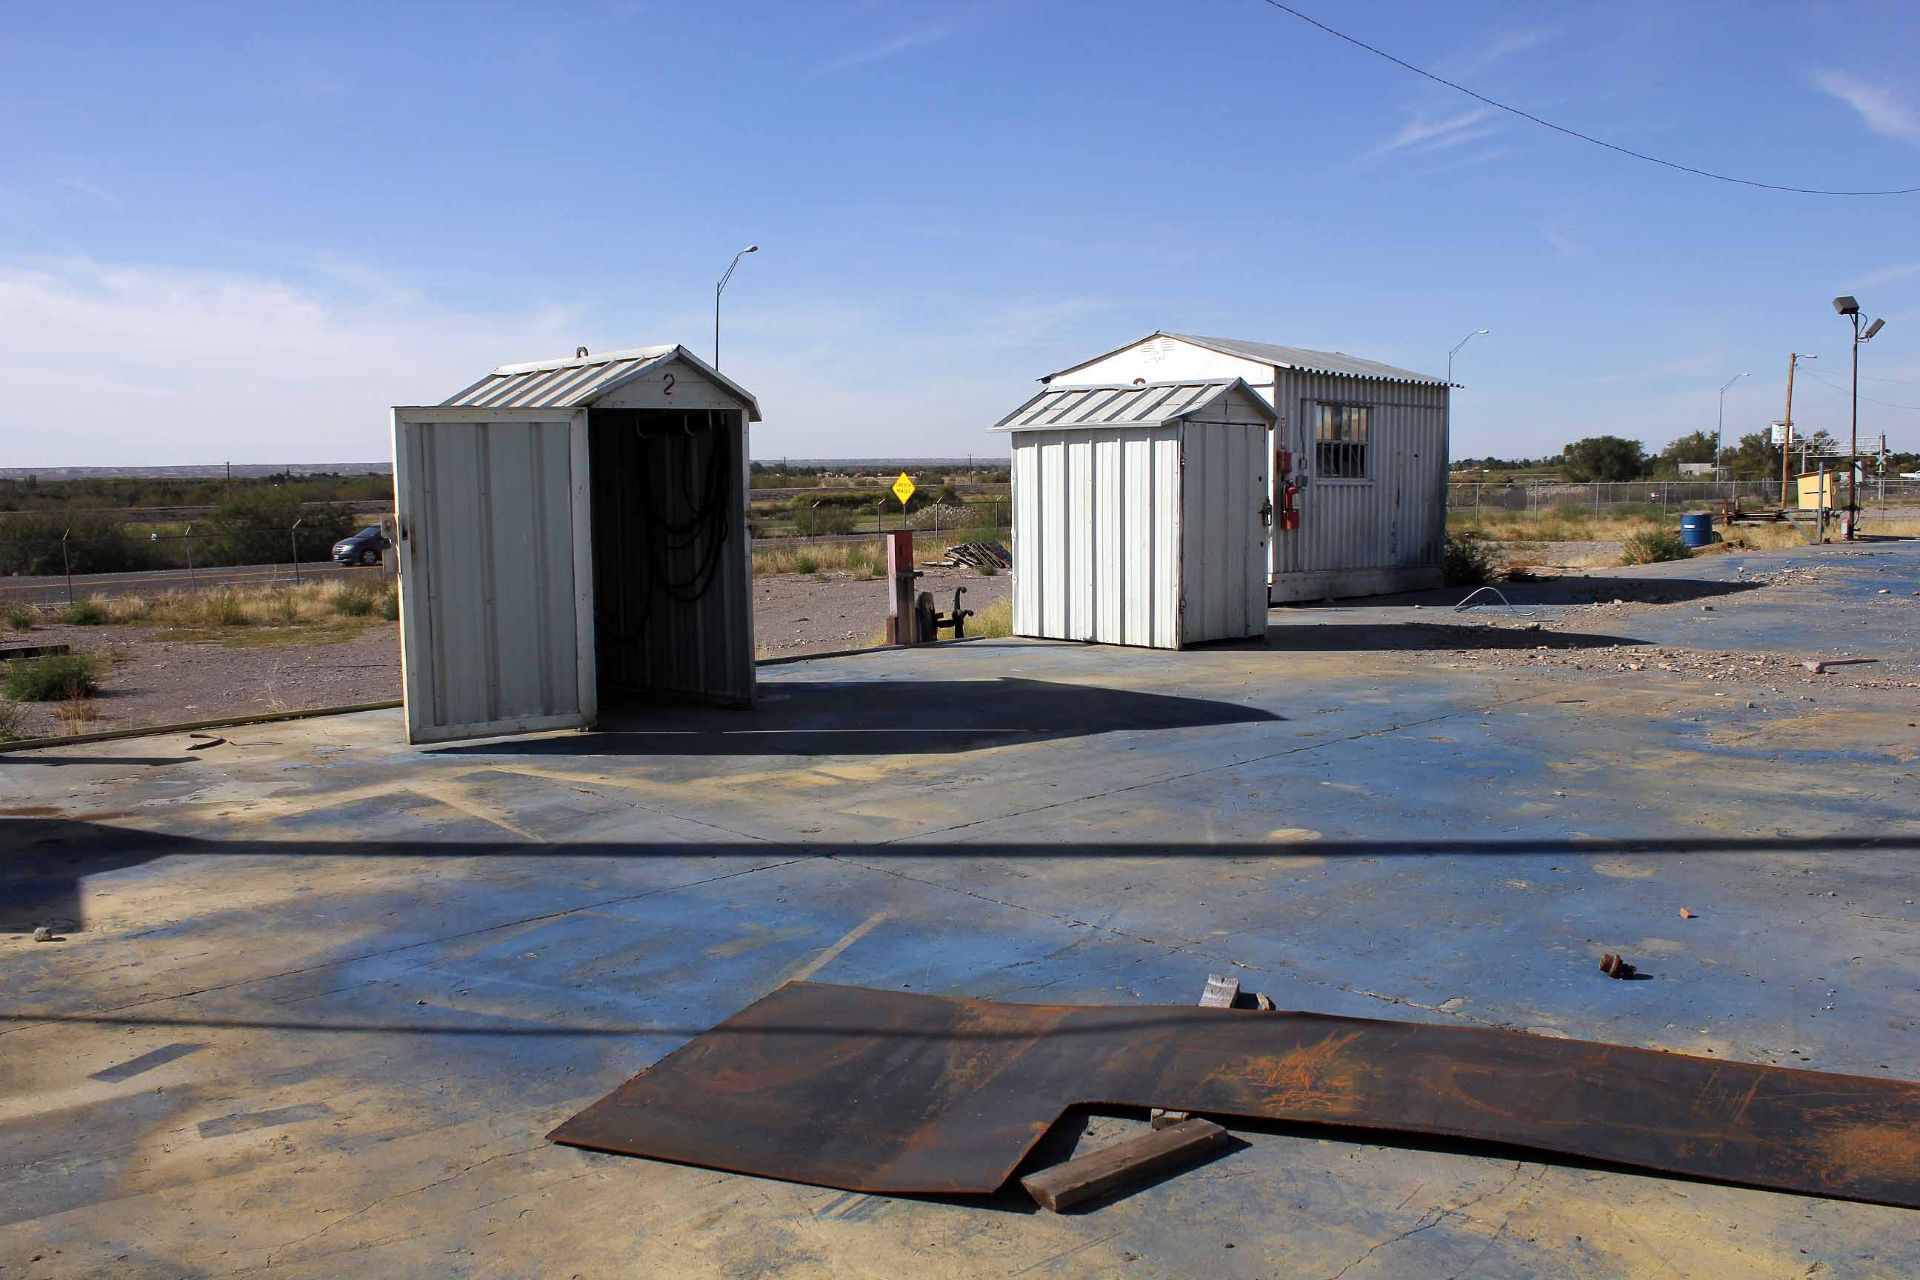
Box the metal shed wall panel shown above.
[1270,369,1448,599]
[1012,426,1183,648]
[1180,417,1271,645]
[395,417,584,740]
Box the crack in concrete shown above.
[245,1144,542,1273]
[1321,1161,1528,1280]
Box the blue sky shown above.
[4,0,1919,465]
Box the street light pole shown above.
[1446,328,1490,384]
[714,245,759,370]
[1715,372,1747,484]
[1832,295,1887,540]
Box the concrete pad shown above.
[3,543,1917,1277]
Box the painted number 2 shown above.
[663,372,675,397]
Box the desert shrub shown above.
[1444,531,1497,586]
[0,697,23,740]
[0,508,148,575]
[332,583,376,616]
[1620,528,1691,565]
[379,589,400,621]
[4,653,99,701]
[2,600,38,630]
[793,553,820,576]
[206,488,357,566]
[204,589,249,626]
[56,597,109,625]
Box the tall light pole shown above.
[714,245,759,370]
[1714,372,1747,483]
[1832,296,1886,540]
[1446,328,1490,384]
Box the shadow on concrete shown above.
[1257,622,1643,652]
[1310,575,1766,613]
[7,818,1918,935]
[438,678,1280,758]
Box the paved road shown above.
[2,560,387,605]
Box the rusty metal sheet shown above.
[550,982,1920,1207]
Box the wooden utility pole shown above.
[1780,353,1808,504]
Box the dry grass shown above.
[52,695,103,731]
[81,581,397,631]
[966,596,1012,638]
[753,542,887,579]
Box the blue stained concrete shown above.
[1,541,1917,1277]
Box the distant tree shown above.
[1721,430,1780,481]
[1659,431,1718,466]
[1561,435,1647,483]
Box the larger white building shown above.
[1042,332,1451,604]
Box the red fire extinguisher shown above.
[1276,449,1301,531]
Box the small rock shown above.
[1700,604,1714,612]
[1679,907,1695,920]
[32,926,59,942]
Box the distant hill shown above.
[0,463,391,480]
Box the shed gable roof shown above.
[441,344,762,419]
[990,378,1278,432]
[1047,331,1447,388]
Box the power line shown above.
[1252,0,1920,197]
[1801,368,1920,411]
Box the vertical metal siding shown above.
[1011,409,1266,651]
[1012,425,1184,648]
[400,417,582,735]
[1268,370,1448,591]
[1178,408,1271,645]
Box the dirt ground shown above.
[2,566,1011,738]
[753,563,1007,656]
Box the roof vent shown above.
[576,346,589,358]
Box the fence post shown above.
[61,528,73,605]
[290,518,304,585]
[184,524,198,592]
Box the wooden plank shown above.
[1020,1119,1230,1213]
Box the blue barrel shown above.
[1679,513,1713,549]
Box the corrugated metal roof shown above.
[1046,332,1449,388]
[990,378,1277,432]
[1168,334,1447,386]
[439,344,762,419]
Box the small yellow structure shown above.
[1796,471,1836,511]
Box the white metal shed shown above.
[391,344,759,745]
[991,379,1275,649]
[1045,333,1451,603]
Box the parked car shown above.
[332,526,391,566]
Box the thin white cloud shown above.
[0,258,579,466]
[1435,26,1557,82]
[804,23,956,80]
[1811,69,1920,146]
[58,177,120,207]
[1363,107,1500,161]
[1854,261,1920,288]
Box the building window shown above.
[1312,403,1371,480]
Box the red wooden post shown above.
[884,531,915,645]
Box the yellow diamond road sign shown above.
[891,472,915,505]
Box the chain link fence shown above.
[0,520,378,603]
[1448,478,1920,514]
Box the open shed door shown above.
[392,408,595,744]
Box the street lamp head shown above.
[1862,317,1886,341]
[743,245,760,254]
[1833,295,1860,316]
